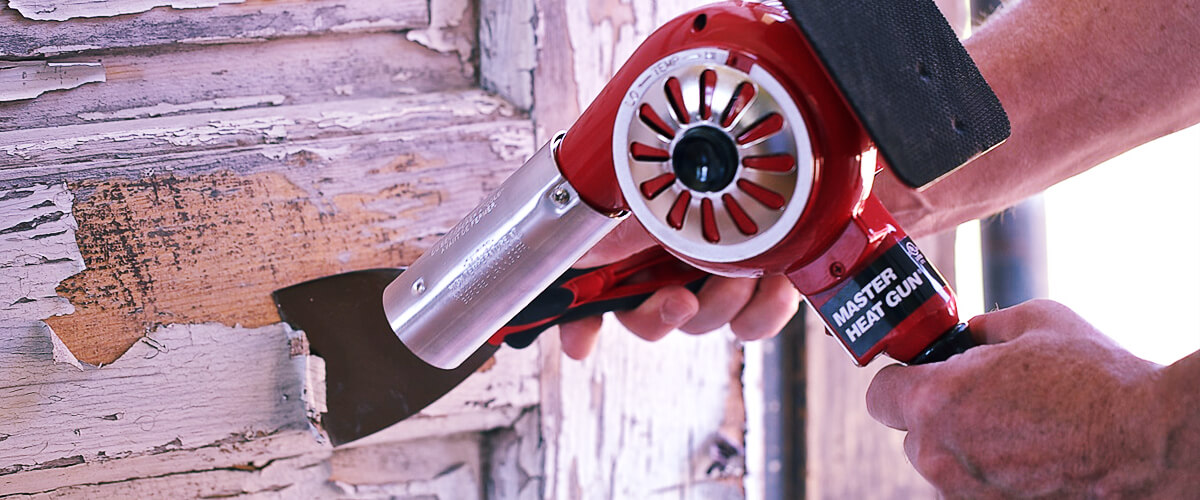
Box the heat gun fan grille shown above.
[613,48,816,264]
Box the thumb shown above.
[574,219,657,268]
[968,299,1071,344]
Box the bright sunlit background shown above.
[955,125,1200,365]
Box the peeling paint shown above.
[8,0,245,22]
[33,45,102,57]
[405,0,477,79]
[0,184,85,323]
[0,61,105,102]
[47,323,86,371]
[77,95,287,121]
[0,321,320,472]
[0,115,296,159]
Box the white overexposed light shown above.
[956,125,1200,365]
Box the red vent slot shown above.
[736,113,784,145]
[742,154,794,173]
[701,198,720,243]
[639,104,676,140]
[667,191,692,229]
[639,173,676,200]
[720,82,755,128]
[737,179,785,210]
[665,77,690,125]
[700,69,716,121]
[722,194,758,235]
[631,142,670,162]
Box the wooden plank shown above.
[544,320,744,500]
[9,0,244,21]
[0,91,534,365]
[0,62,105,103]
[0,33,473,133]
[532,1,747,498]
[480,0,537,111]
[0,321,325,494]
[0,0,428,58]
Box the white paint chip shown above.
[9,0,245,21]
[47,323,86,371]
[78,94,286,121]
[0,61,105,102]
[0,183,85,322]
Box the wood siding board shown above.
[547,320,743,500]
[9,107,532,363]
[480,0,537,112]
[0,321,324,493]
[0,0,429,58]
[0,33,474,133]
[0,92,519,175]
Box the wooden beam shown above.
[0,33,473,133]
[0,91,534,365]
[0,0,428,58]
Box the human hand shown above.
[558,220,801,359]
[865,299,1191,498]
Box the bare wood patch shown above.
[0,62,104,103]
[0,0,428,58]
[8,0,244,21]
[1,94,533,365]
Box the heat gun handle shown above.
[494,246,710,349]
[908,323,976,364]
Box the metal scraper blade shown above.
[272,269,499,446]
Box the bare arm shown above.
[877,0,1200,237]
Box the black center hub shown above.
[672,125,739,192]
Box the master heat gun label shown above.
[819,238,947,358]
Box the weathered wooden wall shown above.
[531,1,744,499]
[2,0,744,498]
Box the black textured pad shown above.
[782,0,1010,188]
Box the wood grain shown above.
[0,321,322,493]
[0,0,428,58]
[0,33,473,133]
[14,92,534,364]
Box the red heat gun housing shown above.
[555,1,964,365]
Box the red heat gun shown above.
[381,0,1009,370]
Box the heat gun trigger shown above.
[490,246,710,349]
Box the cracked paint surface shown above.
[9,0,245,21]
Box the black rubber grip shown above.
[909,323,975,364]
[503,273,708,349]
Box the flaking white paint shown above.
[0,62,105,103]
[77,95,287,121]
[0,184,84,323]
[9,0,245,21]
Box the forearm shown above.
[877,0,1200,237]
[1154,349,1200,496]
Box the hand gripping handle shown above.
[909,323,976,364]
[492,246,710,348]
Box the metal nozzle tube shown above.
[382,134,623,369]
